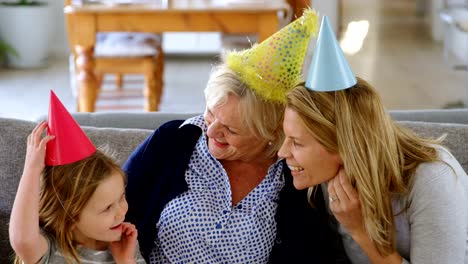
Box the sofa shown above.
[1,110,468,262]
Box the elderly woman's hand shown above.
[328,168,366,237]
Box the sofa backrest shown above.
[36,112,201,130]
[66,109,468,130]
[34,109,468,130]
[390,109,468,124]
[0,117,467,262]
[398,121,468,170]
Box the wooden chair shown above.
[71,32,164,112]
[65,0,164,112]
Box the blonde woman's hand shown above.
[110,222,138,264]
[329,169,404,264]
[23,121,54,176]
[328,168,366,237]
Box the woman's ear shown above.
[334,153,344,166]
[69,220,77,231]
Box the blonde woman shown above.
[279,78,468,263]
[279,15,468,263]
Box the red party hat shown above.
[46,90,96,166]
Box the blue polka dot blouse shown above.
[149,115,285,263]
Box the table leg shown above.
[75,45,98,112]
[143,57,160,112]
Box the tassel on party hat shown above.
[226,8,319,103]
[46,90,96,166]
[305,16,357,92]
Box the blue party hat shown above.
[305,16,357,92]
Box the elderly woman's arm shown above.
[123,120,202,260]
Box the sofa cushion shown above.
[0,117,152,262]
[36,112,200,130]
[71,112,199,130]
[391,109,468,125]
[399,121,468,171]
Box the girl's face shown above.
[278,108,342,190]
[72,172,128,250]
[204,95,268,162]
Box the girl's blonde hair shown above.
[286,77,442,256]
[14,150,125,264]
[204,64,285,159]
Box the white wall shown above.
[430,0,444,42]
[430,0,468,62]
[0,0,68,57]
[311,0,339,34]
[448,24,468,64]
[49,0,69,56]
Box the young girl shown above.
[9,92,145,264]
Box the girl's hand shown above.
[110,222,138,264]
[328,168,366,237]
[23,121,54,176]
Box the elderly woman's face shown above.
[204,95,268,162]
[278,108,342,190]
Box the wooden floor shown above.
[0,0,467,121]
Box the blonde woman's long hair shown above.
[286,77,442,256]
[14,150,125,264]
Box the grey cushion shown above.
[391,109,468,125]
[36,112,200,130]
[0,117,152,262]
[34,110,468,130]
[399,121,468,171]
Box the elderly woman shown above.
[279,16,468,264]
[123,10,349,264]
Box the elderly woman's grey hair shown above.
[204,64,285,159]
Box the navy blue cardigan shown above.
[123,120,349,263]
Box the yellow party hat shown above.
[226,8,318,103]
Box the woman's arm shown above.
[122,120,199,259]
[328,170,403,264]
[348,232,403,264]
[404,160,467,264]
[9,121,54,264]
[330,159,468,264]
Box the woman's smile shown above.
[287,164,304,177]
[213,138,229,148]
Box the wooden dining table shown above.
[64,0,290,112]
